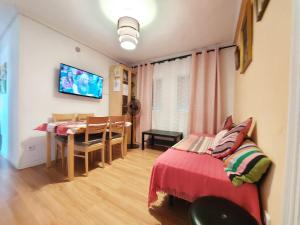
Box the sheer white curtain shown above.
[152,57,191,136]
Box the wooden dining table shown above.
[35,121,131,180]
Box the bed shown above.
[148,147,262,224]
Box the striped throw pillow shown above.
[218,115,233,132]
[224,140,271,186]
[210,129,228,150]
[211,117,252,159]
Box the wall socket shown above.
[27,145,36,151]
[21,144,42,168]
[264,210,271,225]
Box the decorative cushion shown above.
[210,117,252,159]
[224,139,272,187]
[218,115,233,132]
[210,130,228,150]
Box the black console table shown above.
[141,129,183,150]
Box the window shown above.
[152,79,161,110]
[151,57,191,136]
[177,76,189,112]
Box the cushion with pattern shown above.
[210,117,252,159]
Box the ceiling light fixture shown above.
[117,16,140,50]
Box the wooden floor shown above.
[0,148,189,225]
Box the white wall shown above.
[16,15,116,169]
[0,16,20,168]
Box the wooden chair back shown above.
[52,113,76,122]
[108,116,125,139]
[77,113,95,121]
[85,116,109,145]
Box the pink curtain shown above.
[187,49,222,135]
[136,64,154,143]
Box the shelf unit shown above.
[109,65,132,116]
[109,64,138,147]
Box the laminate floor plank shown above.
[0,149,189,225]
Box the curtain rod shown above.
[132,44,236,68]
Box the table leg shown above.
[46,132,51,168]
[151,135,154,146]
[142,133,145,150]
[124,130,128,156]
[67,134,74,180]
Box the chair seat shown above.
[189,196,258,225]
[106,132,122,140]
[74,133,103,146]
[57,132,122,146]
[55,134,84,143]
[55,135,68,143]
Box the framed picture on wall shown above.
[240,1,253,74]
[255,0,270,21]
[235,46,240,70]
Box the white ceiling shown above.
[1,0,241,65]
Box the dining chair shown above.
[107,116,126,164]
[52,113,76,169]
[76,113,100,162]
[76,113,95,121]
[76,114,96,162]
[74,116,109,176]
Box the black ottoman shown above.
[189,196,259,225]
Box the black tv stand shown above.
[141,129,183,150]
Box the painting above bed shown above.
[240,0,253,74]
[255,0,270,21]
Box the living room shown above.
[0,0,299,225]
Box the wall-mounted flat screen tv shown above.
[58,63,103,99]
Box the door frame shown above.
[282,0,300,224]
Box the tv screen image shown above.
[58,64,103,99]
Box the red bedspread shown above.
[148,148,261,224]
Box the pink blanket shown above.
[148,148,262,224]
